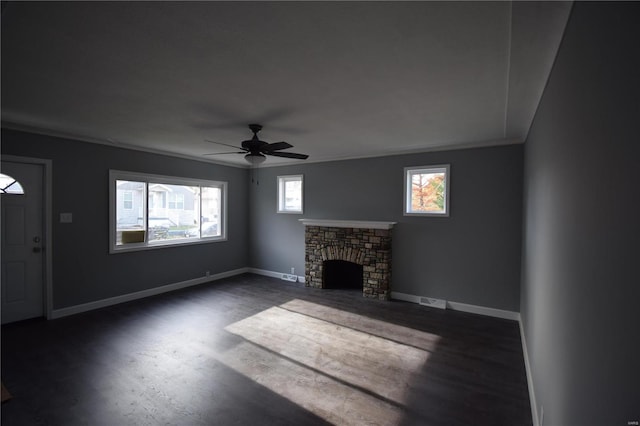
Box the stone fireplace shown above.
[300,219,396,300]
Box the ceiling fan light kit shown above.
[245,153,266,165]
[205,124,309,165]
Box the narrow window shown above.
[116,180,146,244]
[404,165,450,216]
[277,175,304,214]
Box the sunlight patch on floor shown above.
[218,299,441,425]
[280,299,442,352]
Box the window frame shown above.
[403,164,450,217]
[109,170,227,253]
[277,174,304,214]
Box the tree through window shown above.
[404,165,450,216]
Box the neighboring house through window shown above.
[123,191,133,210]
[168,193,185,210]
[110,170,227,252]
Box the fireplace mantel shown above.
[299,219,396,230]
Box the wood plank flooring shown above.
[1,273,532,425]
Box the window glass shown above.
[116,180,146,245]
[111,171,226,252]
[278,175,303,214]
[0,173,25,194]
[200,186,222,238]
[404,165,450,216]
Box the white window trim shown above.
[109,170,227,253]
[403,164,450,217]
[277,174,304,214]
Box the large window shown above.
[277,175,304,214]
[110,170,227,252]
[404,165,450,216]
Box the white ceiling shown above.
[1,1,572,167]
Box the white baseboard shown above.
[392,290,535,424]
[390,291,422,304]
[390,291,520,321]
[519,317,539,426]
[248,267,305,283]
[247,267,282,279]
[51,267,249,319]
[447,300,520,321]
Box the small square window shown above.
[404,165,450,216]
[278,175,303,214]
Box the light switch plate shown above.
[60,213,73,223]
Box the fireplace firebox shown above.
[323,260,363,290]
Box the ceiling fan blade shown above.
[203,151,246,156]
[262,141,293,152]
[204,139,245,150]
[268,151,309,160]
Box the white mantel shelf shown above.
[299,219,397,230]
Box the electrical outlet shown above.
[206,270,210,277]
[291,267,295,275]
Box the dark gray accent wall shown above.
[1,129,249,309]
[521,3,639,425]
[250,144,523,312]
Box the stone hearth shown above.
[300,219,396,300]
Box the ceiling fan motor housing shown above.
[205,123,309,163]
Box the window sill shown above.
[110,236,227,254]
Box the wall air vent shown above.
[419,297,447,310]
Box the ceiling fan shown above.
[204,124,309,165]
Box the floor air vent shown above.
[419,297,447,309]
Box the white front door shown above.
[1,161,45,324]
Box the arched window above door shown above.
[0,173,25,194]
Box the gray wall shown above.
[521,2,639,425]
[1,129,249,309]
[250,144,523,312]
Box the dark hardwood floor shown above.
[1,274,532,425]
